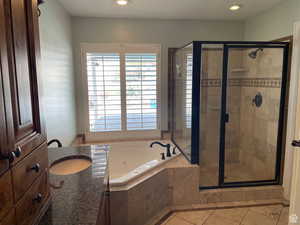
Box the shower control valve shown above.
[292,140,300,147]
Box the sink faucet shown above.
[47,139,62,148]
[150,141,171,157]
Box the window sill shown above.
[85,130,162,142]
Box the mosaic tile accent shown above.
[200,78,282,88]
[239,78,282,88]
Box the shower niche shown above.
[171,41,289,188]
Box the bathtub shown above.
[106,140,180,187]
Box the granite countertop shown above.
[39,145,109,225]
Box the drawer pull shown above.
[30,163,41,173]
[0,147,22,163]
[33,193,43,203]
[14,147,22,158]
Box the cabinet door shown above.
[6,0,46,163]
[0,209,17,225]
[0,0,13,174]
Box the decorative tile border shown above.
[200,78,282,88]
[201,79,221,87]
[239,78,282,88]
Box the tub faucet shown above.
[150,141,171,157]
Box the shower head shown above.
[248,48,263,59]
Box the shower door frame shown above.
[190,41,290,189]
[218,43,290,189]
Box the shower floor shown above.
[200,162,274,187]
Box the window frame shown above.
[81,43,162,141]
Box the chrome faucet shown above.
[150,141,171,157]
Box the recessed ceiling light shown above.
[116,0,128,6]
[229,4,241,11]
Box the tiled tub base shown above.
[110,156,285,225]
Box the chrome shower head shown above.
[248,48,263,59]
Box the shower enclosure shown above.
[171,41,289,188]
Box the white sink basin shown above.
[50,155,92,175]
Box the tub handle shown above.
[172,146,177,155]
[160,153,166,160]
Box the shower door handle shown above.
[292,140,300,147]
[225,113,229,123]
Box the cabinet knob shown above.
[33,193,43,203]
[14,147,22,158]
[0,147,22,163]
[30,163,41,173]
[0,152,16,163]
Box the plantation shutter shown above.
[87,53,122,132]
[125,53,158,130]
[84,44,160,133]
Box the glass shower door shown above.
[172,43,200,164]
[223,45,286,184]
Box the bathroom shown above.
[1,0,300,225]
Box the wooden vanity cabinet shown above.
[0,0,49,224]
[0,0,13,176]
[0,209,17,225]
[6,0,47,163]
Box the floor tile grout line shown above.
[201,209,216,225]
[211,207,250,225]
[202,209,217,225]
[174,211,212,225]
[171,214,194,225]
[201,209,215,225]
[162,203,287,225]
[275,207,284,225]
[239,208,250,225]
[173,215,195,225]
[250,204,284,222]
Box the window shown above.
[82,44,161,133]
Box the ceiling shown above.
[57,0,283,20]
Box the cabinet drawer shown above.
[16,171,49,225]
[0,171,13,220]
[0,209,16,225]
[12,143,48,202]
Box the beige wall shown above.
[244,0,300,40]
[72,17,245,132]
[39,0,77,146]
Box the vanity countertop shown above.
[38,145,109,225]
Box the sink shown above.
[50,155,92,175]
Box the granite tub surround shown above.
[38,145,109,225]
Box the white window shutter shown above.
[87,53,122,132]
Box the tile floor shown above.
[162,204,289,225]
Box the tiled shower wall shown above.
[238,48,283,180]
[199,48,283,185]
